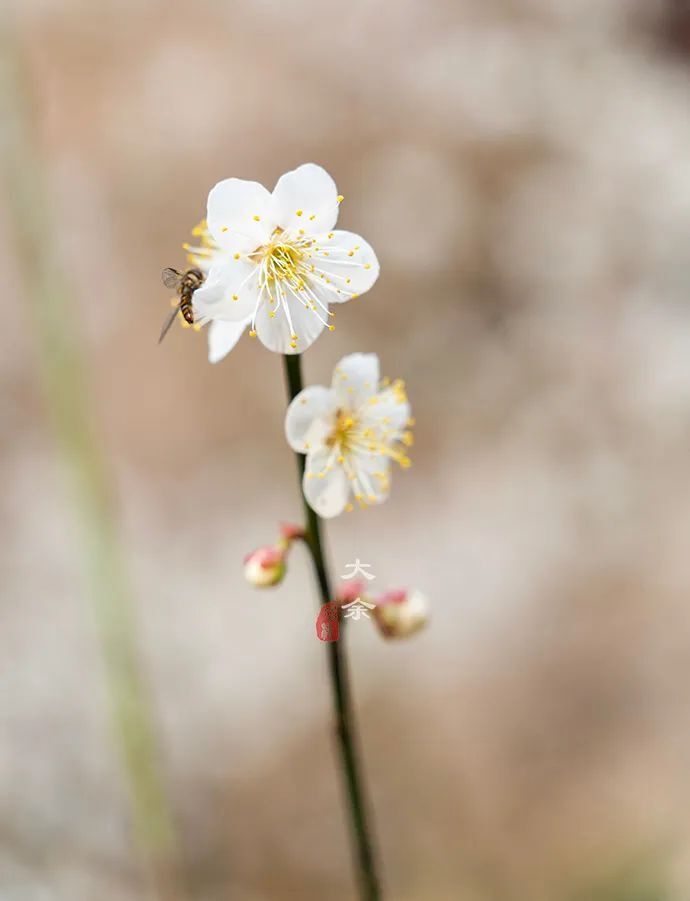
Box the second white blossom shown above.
[285,353,413,518]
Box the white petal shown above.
[271,163,339,235]
[207,178,275,249]
[254,292,328,355]
[303,450,349,518]
[207,317,250,364]
[308,230,379,304]
[349,452,391,506]
[285,386,336,452]
[360,386,411,433]
[192,257,259,321]
[332,353,380,408]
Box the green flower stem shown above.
[283,353,382,901]
[0,33,179,899]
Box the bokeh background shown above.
[3,1,690,898]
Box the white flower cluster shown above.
[168,163,413,519]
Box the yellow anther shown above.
[337,195,344,203]
[290,341,297,348]
[309,214,316,221]
[299,228,305,235]
[364,263,371,270]
[232,294,238,301]
[328,233,334,239]
[234,253,240,260]
[317,472,325,479]
[407,417,416,426]
[367,494,377,502]
[291,333,298,340]
[402,431,414,447]
[328,325,335,331]
[249,329,257,337]
[222,226,229,233]
[296,209,303,216]
[253,214,261,221]
[345,503,354,513]
[269,311,276,318]
[337,455,345,464]
[348,250,354,257]
[346,278,351,284]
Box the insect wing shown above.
[161,267,182,290]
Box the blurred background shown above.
[2,0,690,898]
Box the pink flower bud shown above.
[279,522,305,543]
[244,546,286,588]
[335,578,368,606]
[373,589,429,639]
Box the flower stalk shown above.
[283,354,382,901]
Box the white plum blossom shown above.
[284,353,413,518]
[187,163,379,359]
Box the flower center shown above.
[327,409,357,451]
[265,241,304,283]
[251,228,309,290]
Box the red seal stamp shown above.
[316,602,340,642]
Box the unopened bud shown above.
[244,546,286,588]
[335,578,368,606]
[373,589,429,639]
[279,522,305,543]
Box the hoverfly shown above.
[159,267,204,343]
